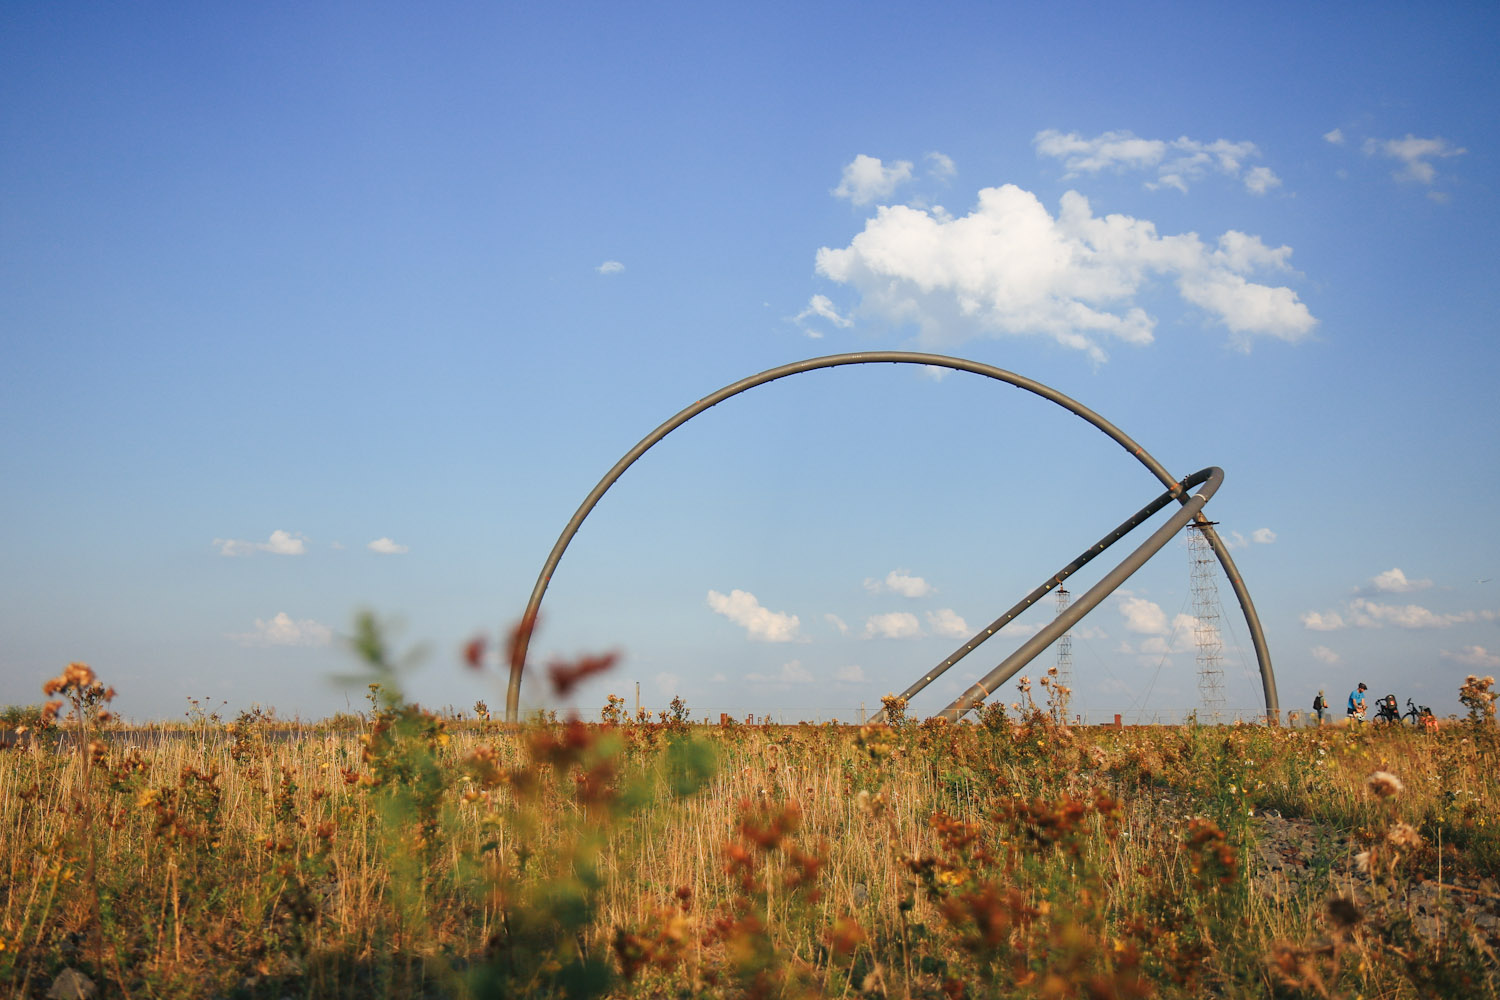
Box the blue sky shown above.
[3,2,1497,723]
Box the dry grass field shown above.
[3,627,1497,999]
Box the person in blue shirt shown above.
[1347,682,1367,720]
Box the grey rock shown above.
[47,968,97,1000]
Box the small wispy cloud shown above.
[864,570,933,598]
[835,664,867,683]
[1033,129,1281,195]
[1223,528,1276,549]
[1363,134,1466,185]
[1311,644,1341,664]
[1348,598,1483,629]
[214,530,307,557]
[230,612,332,647]
[1442,645,1500,669]
[367,537,410,555]
[746,660,814,685]
[596,260,625,275]
[863,612,922,639]
[925,151,956,179]
[926,608,970,638]
[1304,595,1495,630]
[1369,568,1431,594]
[793,294,853,336]
[824,613,850,636]
[1300,610,1345,631]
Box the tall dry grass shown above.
[2,640,1496,998]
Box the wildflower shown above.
[547,650,619,696]
[1367,771,1404,798]
[1354,851,1370,873]
[463,634,487,670]
[1460,674,1497,721]
[826,915,867,957]
[1326,895,1362,932]
[1387,822,1422,849]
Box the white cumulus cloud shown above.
[230,612,332,647]
[1348,598,1472,629]
[863,612,922,639]
[816,184,1314,361]
[1118,595,1169,635]
[1251,528,1277,544]
[833,154,914,205]
[865,570,933,598]
[707,589,802,642]
[214,529,308,557]
[367,537,409,555]
[1370,568,1431,593]
[1301,610,1345,631]
[926,608,971,638]
[1311,644,1341,664]
[1033,129,1281,195]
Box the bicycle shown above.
[1403,697,1434,727]
[1374,695,1401,724]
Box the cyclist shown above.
[1347,682,1367,721]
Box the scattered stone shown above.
[47,968,96,1000]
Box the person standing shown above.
[1313,690,1327,724]
[1347,682,1367,720]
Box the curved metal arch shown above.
[506,352,1278,723]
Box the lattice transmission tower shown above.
[1054,587,1073,692]
[1187,523,1227,716]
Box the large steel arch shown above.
[506,352,1278,724]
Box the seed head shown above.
[1387,821,1422,849]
